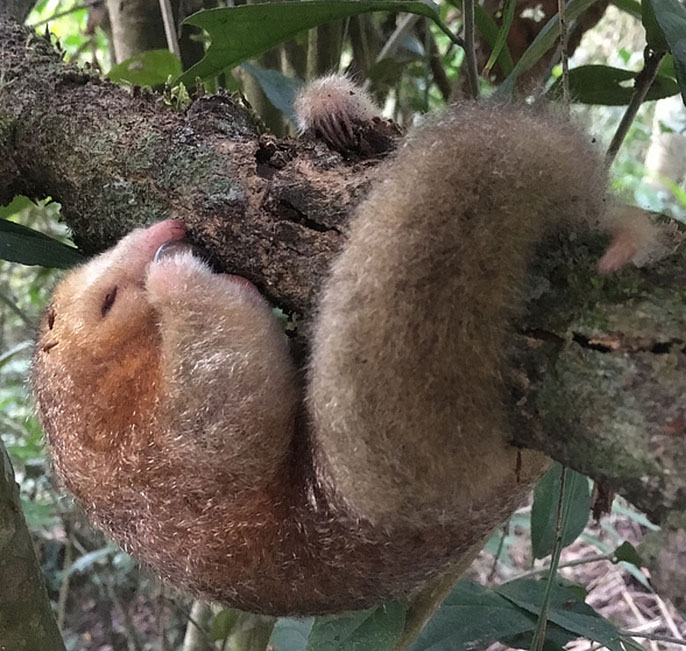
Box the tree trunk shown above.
[105,0,167,63]
[0,0,33,21]
[0,441,66,650]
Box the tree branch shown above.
[1,17,685,527]
[606,48,665,164]
[0,17,365,314]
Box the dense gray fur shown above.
[309,102,608,527]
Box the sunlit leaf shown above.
[531,465,591,559]
[108,50,182,87]
[20,498,58,529]
[0,196,33,219]
[209,609,239,642]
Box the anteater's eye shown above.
[47,308,56,330]
[101,287,118,317]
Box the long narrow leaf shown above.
[179,1,458,84]
[495,0,601,97]
[447,0,515,75]
[484,0,517,73]
[474,4,515,75]
[0,220,82,268]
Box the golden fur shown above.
[32,85,656,615]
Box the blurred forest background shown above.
[0,0,685,648]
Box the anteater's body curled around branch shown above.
[32,79,655,615]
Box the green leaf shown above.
[0,195,32,219]
[646,0,686,103]
[0,219,83,268]
[448,0,514,75]
[613,541,643,567]
[269,617,314,651]
[496,0,602,97]
[241,62,303,123]
[484,0,517,74]
[209,609,239,642]
[497,579,624,651]
[20,498,58,529]
[179,1,457,84]
[411,580,539,651]
[307,602,406,651]
[107,49,182,87]
[499,622,575,651]
[643,0,669,50]
[611,0,642,18]
[580,531,651,589]
[620,635,650,651]
[547,64,679,104]
[531,465,591,559]
[659,53,677,78]
[474,7,514,75]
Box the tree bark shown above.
[0,16,684,527]
[0,0,33,22]
[0,441,66,650]
[0,17,362,314]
